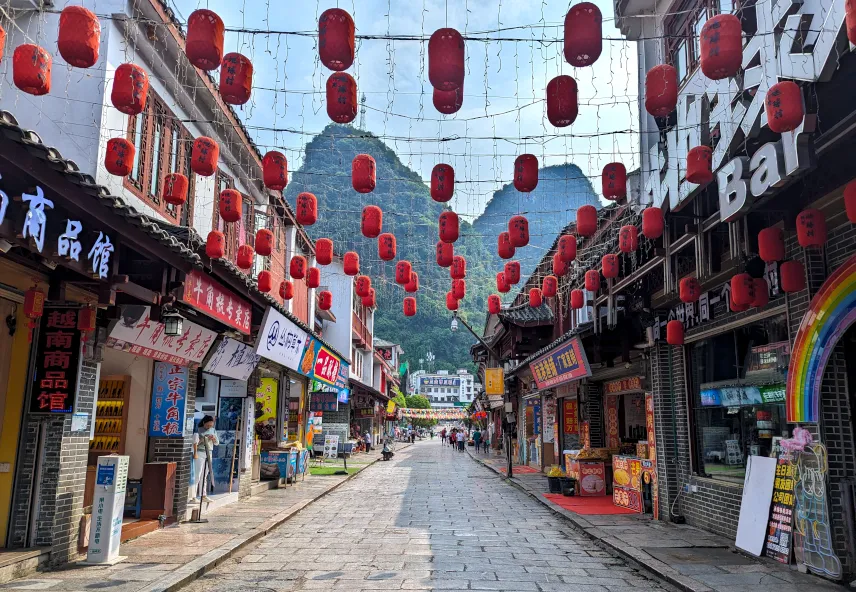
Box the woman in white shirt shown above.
[193,415,219,502]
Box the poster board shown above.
[764,450,795,563]
[323,435,340,459]
[735,455,777,556]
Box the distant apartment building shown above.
[410,369,476,408]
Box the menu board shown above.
[764,450,796,564]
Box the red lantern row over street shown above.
[508,215,529,248]
[352,154,376,193]
[396,260,412,285]
[163,173,188,206]
[680,277,701,303]
[542,275,558,298]
[105,138,135,177]
[564,3,602,67]
[619,225,638,253]
[570,289,585,310]
[344,251,360,276]
[306,267,321,289]
[378,233,396,261]
[434,87,463,114]
[326,72,357,123]
[263,151,288,191]
[428,28,464,91]
[436,241,454,268]
[431,164,454,202]
[355,275,371,298]
[666,320,684,345]
[498,232,515,260]
[700,14,742,80]
[405,272,419,293]
[191,137,219,177]
[14,45,51,96]
[514,154,538,193]
[546,75,578,127]
[451,255,467,280]
[602,254,619,279]
[758,227,784,262]
[496,272,510,293]
[112,63,148,115]
[558,235,577,262]
[602,163,626,200]
[686,146,713,185]
[257,271,272,293]
[220,53,253,105]
[439,211,459,244]
[186,9,225,71]
[319,8,355,72]
[529,288,542,308]
[362,205,383,238]
[206,231,225,259]
[58,6,100,69]
[255,228,274,257]
[446,291,459,311]
[219,189,242,223]
[552,253,568,277]
[236,244,254,271]
[796,208,827,248]
[280,280,294,300]
[296,192,318,226]
[488,294,501,315]
[290,255,307,279]
[584,269,600,292]
[403,297,417,317]
[319,290,333,311]
[642,207,664,239]
[645,64,678,118]
[577,205,598,237]
[504,261,521,285]
[315,238,333,265]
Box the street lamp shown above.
[450,317,459,332]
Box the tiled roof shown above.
[498,302,554,326]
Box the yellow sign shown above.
[386,400,396,414]
[255,377,278,442]
[485,368,505,395]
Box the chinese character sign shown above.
[765,450,796,564]
[605,395,620,449]
[484,368,504,395]
[183,271,251,335]
[562,399,579,435]
[529,337,591,390]
[203,337,260,381]
[108,305,216,366]
[297,337,344,387]
[420,376,461,388]
[149,363,188,437]
[254,307,309,371]
[31,308,82,414]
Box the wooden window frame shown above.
[212,170,255,265]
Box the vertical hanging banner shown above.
[31,308,81,414]
[563,399,579,435]
[605,395,620,449]
[149,363,188,437]
[484,368,505,394]
[765,450,796,564]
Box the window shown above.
[664,0,738,85]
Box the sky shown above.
[170,0,640,220]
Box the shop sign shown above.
[646,394,656,461]
[604,376,644,396]
[701,385,784,407]
[605,395,620,449]
[254,307,308,371]
[204,337,260,381]
[749,342,791,373]
[421,376,460,388]
[386,400,396,414]
[310,392,338,412]
[182,270,251,335]
[765,450,796,564]
[581,421,591,449]
[355,407,374,419]
[376,347,393,361]
[529,336,591,390]
[542,397,556,444]
[487,394,504,409]
[31,308,82,414]
[484,368,504,395]
[563,399,579,435]
[760,385,785,403]
[149,363,188,437]
[255,377,278,442]
[107,305,216,366]
[298,337,349,403]
[219,379,247,398]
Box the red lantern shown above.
[219,189,242,223]
[619,225,638,253]
[700,14,742,80]
[796,208,827,248]
[13,45,51,96]
[255,228,274,257]
[163,173,188,206]
[504,261,521,285]
[570,289,585,310]
[290,255,307,279]
[352,154,376,193]
[451,256,467,280]
[362,205,383,238]
[326,72,357,123]
[602,163,627,200]
[428,28,464,91]
[585,270,600,292]
[58,6,100,68]
[558,235,577,262]
[680,277,701,303]
[758,227,784,262]
[686,146,713,185]
[433,87,463,114]
[488,294,501,315]
[319,290,334,311]
[529,288,543,308]
[403,297,417,317]
[446,291,459,311]
[846,181,856,224]
[77,306,97,341]
[452,279,466,300]
[306,267,321,289]
[564,3,602,67]
[378,233,396,261]
[498,232,515,260]
[396,260,413,285]
[344,251,360,276]
[257,271,273,293]
[296,192,318,226]
[280,280,294,300]
[731,273,755,306]
[546,75,578,127]
[191,137,219,177]
[439,211,459,244]
[508,215,529,248]
[666,320,684,345]
[0,26,5,62]
[552,253,568,277]
[316,238,333,265]
[601,254,619,279]
[362,288,377,309]
[262,151,288,191]
[780,260,806,293]
[848,0,856,45]
[206,231,225,259]
[436,241,454,268]
[496,272,510,293]
[642,207,664,239]
[577,205,598,237]
[220,53,253,105]
[405,272,419,293]
[431,164,454,202]
[23,287,45,342]
[766,81,804,134]
[236,244,254,271]
[105,138,135,177]
[730,295,749,313]
[318,8,355,71]
[645,64,678,117]
[186,9,225,71]
[514,154,538,193]
[751,279,769,308]
[355,275,371,298]
[111,63,148,115]
[542,275,558,298]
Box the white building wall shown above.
[321,258,353,363]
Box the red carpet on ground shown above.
[501,465,540,474]
[543,493,639,515]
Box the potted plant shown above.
[546,466,564,494]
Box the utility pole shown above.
[358,93,367,130]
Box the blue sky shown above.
[171,0,639,220]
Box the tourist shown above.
[473,428,482,452]
[456,429,465,451]
[440,427,447,446]
[193,415,218,503]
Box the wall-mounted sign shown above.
[420,376,460,388]
[149,363,188,437]
[484,368,504,395]
[749,342,791,373]
[604,376,644,396]
[182,270,251,335]
[377,347,393,361]
[529,337,592,390]
[219,379,247,398]
[254,307,308,371]
[309,392,338,412]
[31,308,82,414]
[355,407,374,419]
[298,337,348,395]
[107,305,216,366]
[204,337,260,381]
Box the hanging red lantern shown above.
[206,230,225,259]
[431,164,454,202]
[446,291,459,311]
[236,244,254,271]
[619,225,638,253]
[679,277,701,303]
[436,241,454,268]
[552,253,568,277]
[318,8,355,71]
[104,138,135,177]
[362,205,383,238]
[642,207,664,239]
[163,173,188,206]
[758,227,784,262]
[585,270,600,292]
[0,26,5,62]
[255,228,274,257]
[557,234,577,263]
[731,273,755,306]
[378,233,396,261]
[751,279,769,308]
[220,53,253,105]
[13,45,51,96]
[451,255,467,280]
[514,154,538,193]
[315,238,333,265]
[306,267,321,289]
[219,189,242,224]
[666,320,684,345]
[602,163,627,200]
[319,290,334,311]
[497,232,515,260]
[780,260,806,293]
[396,260,413,285]
[433,87,463,114]
[542,275,558,298]
[111,63,148,115]
[848,0,856,45]
[496,272,510,293]
[352,154,376,193]
[296,192,318,226]
[846,181,856,223]
[766,81,804,134]
[504,261,521,285]
[508,215,529,248]
[577,205,598,237]
[563,3,602,67]
[280,280,294,300]
[488,294,501,315]
[262,151,288,191]
[686,146,713,185]
[186,9,225,71]
[439,211,459,244]
[602,254,619,279]
[428,28,464,91]
[23,286,45,342]
[529,288,543,308]
[452,279,466,300]
[645,64,678,117]
[730,295,749,312]
[546,75,578,127]
[326,72,357,123]
[344,251,360,276]
[700,14,742,80]
[796,208,827,248]
[58,6,100,68]
[362,288,377,308]
[405,272,419,293]
[290,255,307,279]
[191,137,219,177]
[77,306,97,341]
[570,289,585,310]
[355,275,372,298]
[403,297,417,317]
[257,271,273,293]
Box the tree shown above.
[404,394,436,429]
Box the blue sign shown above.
[96,464,115,486]
[149,362,188,438]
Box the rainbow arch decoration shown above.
[787,255,856,423]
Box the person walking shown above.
[456,429,465,452]
[440,427,447,446]
[473,428,482,453]
[363,430,372,453]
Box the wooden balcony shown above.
[352,310,372,349]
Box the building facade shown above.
[411,369,476,408]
